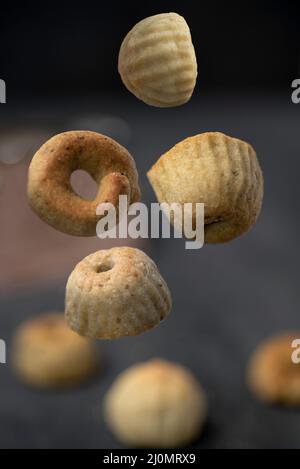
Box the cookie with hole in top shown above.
[118,13,197,107]
[147,132,263,243]
[12,313,98,388]
[104,359,207,448]
[65,247,172,339]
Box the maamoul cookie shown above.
[118,13,197,107]
[65,247,172,339]
[28,131,140,236]
[104,359,207,448]
[247,333,300,406]
[147,132,264,243]
[12,313,98,388]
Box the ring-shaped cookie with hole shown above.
[27,131,141,236]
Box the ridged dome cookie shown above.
[147,132,264,243]
[247,333,300,406]
[65,247,172,339]
[118,13,197,107]
[12,313,98,388]
[104,359,207,448]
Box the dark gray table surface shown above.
[0,93,299,449]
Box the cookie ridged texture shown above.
[65,247,172,339]
[247,333,300,406]
[12,313,98,388]
[118,13,197,107]
[104,359,207,448]
[147,132,264,243]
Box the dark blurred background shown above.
[1,0,300,98]
[0,0,300,449]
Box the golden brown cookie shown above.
[147,132,263,243]
[104,359,207,448]
[65,247,172,340]
[118,13,197,107]
[12,313,98,388]
[28,131,140,236]
[247,333,300,406]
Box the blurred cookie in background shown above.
[104,359,207,448]
[12,313,99,389]
[247,332,300,406]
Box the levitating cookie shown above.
[104,359,207,448]
[12,313,98,388]
[65,247,172,339]
[118,13,197,107]
[247,333,300,406]
[147,132,263,243]
[27,131,140,236]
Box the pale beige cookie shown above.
[12,313,98,388]
[65,247,172,339]
[118,13,197,107]
[28,131,140,236]
[147,132,263,243]
[104,359,207,448]
[247,333,300,406]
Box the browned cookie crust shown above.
[28,131,141,236]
